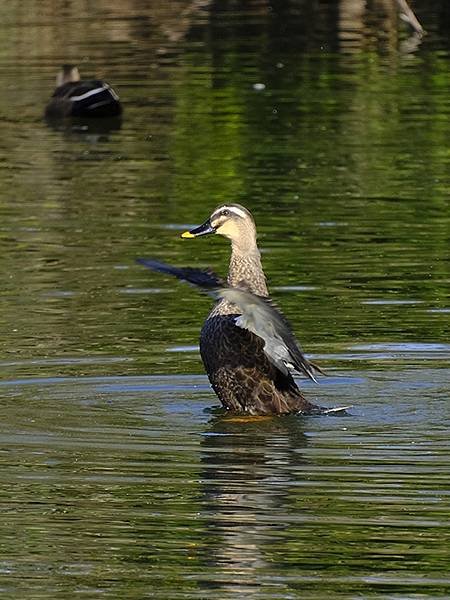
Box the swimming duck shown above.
[45,64,122,119]
[138,204,330,416]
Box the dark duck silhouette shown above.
[45,64,122,119]
[138,204,342,416]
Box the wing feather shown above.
[137,258,324,382]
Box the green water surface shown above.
[0,2,449,598]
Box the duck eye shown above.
[222,209,230,217]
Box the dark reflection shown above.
[199,413,309,595]
[203,0,435,58]
[44,115,122,141]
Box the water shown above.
[0,2,449,598]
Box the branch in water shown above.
[396,0,425,36]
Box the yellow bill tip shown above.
[181,230,195,238]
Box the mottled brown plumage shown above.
[182,204,324,415]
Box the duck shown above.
[138,204,338,416]
[45,64,122,119]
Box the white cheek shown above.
[216,224,233,238]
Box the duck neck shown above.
[228,243,268,297]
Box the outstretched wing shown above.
[136,258,323,382]
[136,258,224,290]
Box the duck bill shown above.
[181,219,215,238]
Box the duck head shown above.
[182,204,258,251]
[56,64,81,87]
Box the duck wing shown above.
[218,287,323,382]
[136,259,323,382]
[136,258,224,289]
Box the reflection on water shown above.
[44,115,123,144]
[0,370,449,598]
[0,1,449,598]
[200,415,310,598]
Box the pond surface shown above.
[0,2,449,598]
